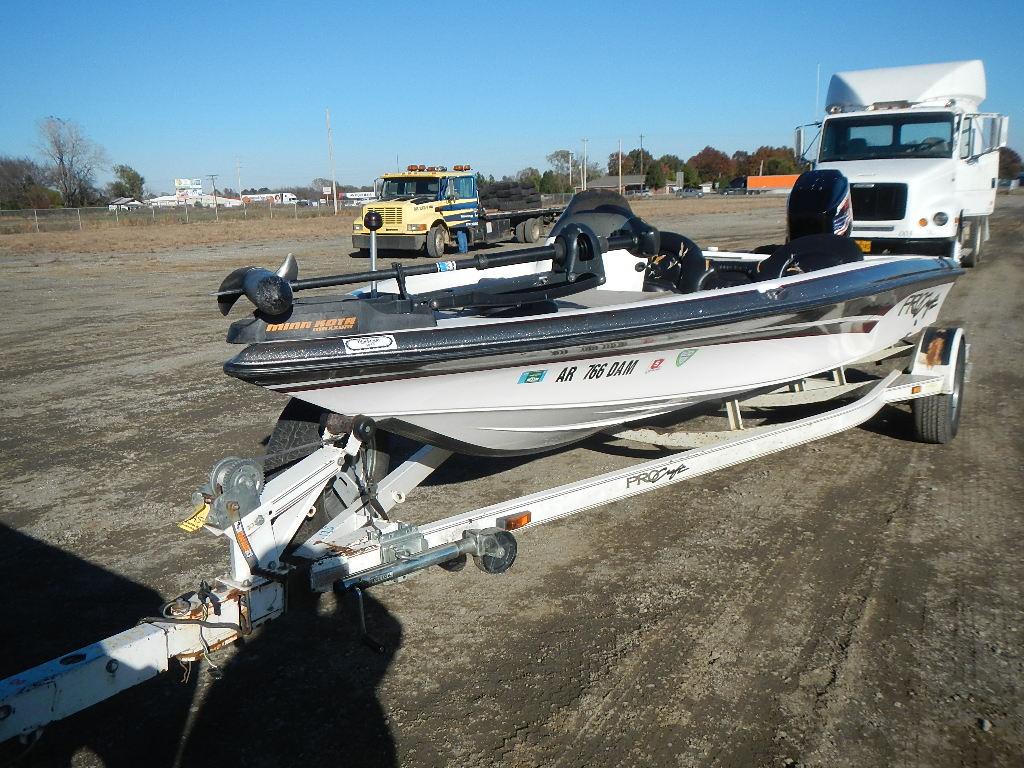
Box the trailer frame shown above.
[0,327,966,744]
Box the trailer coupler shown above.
[337,527,517,592]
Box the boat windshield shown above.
[820,112,955,161]
[549,189,636,239]
[378,176,441,201]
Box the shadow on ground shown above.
[1,524,401,768]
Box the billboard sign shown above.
[174,178,203,201]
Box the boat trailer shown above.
[0,327,967,745]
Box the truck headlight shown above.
[407,224,427,232]
[932,212,949,226]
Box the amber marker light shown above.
[912,385,922,394]
[499,512,532,531]
[918,218,928,227]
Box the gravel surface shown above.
[1,195,1021,767]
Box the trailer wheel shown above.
[426,224,447,259]
[912,336,966,444]
[522,217,541,243]
[513,221,527,243]
[265,399,390,536]
[472,530,518,574]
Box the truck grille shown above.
[850,183,908,221]
[369,207,402,227]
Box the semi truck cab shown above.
[797,60,1008,265]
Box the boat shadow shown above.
[0,524,402,768]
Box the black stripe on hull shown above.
[224,260,958,391]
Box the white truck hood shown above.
[817,158,954,187]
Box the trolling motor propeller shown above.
[216,253,298,316]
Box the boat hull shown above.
[259,274,955,455]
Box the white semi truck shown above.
[796,60,1008,266]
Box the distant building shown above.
[107,197,143,211]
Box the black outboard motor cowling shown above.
[787,170,852,241]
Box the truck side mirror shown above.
[794,127,804,162]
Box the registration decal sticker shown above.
[675,349,698,367]
[343,334,397,354]
[518,370,547,384]
[436,260,458,272]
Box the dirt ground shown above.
[1,195,1021,767]
[0,195,783,256]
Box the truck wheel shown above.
[426,225,447,259]
[522,218,541,243]
[912,336,966,444]
[514,221,527,243]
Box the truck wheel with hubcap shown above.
[426,225,447,259]
[522,218,541,243]
[912,335,966,444]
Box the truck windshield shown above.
[378,177,441,200]
[820,113,955,161]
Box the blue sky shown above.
[2,0,1021,192]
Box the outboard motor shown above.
[787,169,853,240]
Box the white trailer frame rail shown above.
[0,327,966,744]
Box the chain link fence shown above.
[0,202,352,235]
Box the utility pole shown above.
[581,138,588,191]
[568,151,573,191]
[618,139,622,195]
[235,158,245,218]
[326,108,339,215]
[207,174,220,222]
[639,133,645,178]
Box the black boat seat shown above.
[643,231,710,293]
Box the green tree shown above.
[999,147,1022,179]
[645,163,668,190]
[517,167,542,190]
[682,163,700,187]
[537,170,556,193]
[657,154,686,176]
[0,155,56,208]
[107,163,145,199]
[627,148,654,176]
[607,151,635,175]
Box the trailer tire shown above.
[912,336,966,444]
[522,217,541,243]
[265,399,390,540]
[426,224,448,259]
[514,221,527,243]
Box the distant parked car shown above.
[719,187,746,196]
[676,188,704,198]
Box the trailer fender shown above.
[909,326,968,394]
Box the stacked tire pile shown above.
[479,181,542,212]
[480,182,545,243]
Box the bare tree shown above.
[37,117,108,207]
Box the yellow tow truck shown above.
[352,165,565,258]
